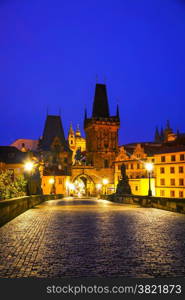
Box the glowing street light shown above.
[96,183,102,190]
[102,178,109,185]
[102,178,109,194]
[24,161,34,172]
[49,178,55,184]
[145,162,154,196]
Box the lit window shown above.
[171,155,176,162]
[170,190,175,197]
[170,167,175,174]
[160,167,165,174]
[160,190,165,196]
[160,179,165,185]
[58,178,63,184]
[180,154,185,161]
[179,166,184,173]
[170,179,175,186]
[179,179,184,186]
[161,156,165,162]
[179,191,183,198]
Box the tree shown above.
[0,170,27,200]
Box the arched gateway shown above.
[72,174,95,196]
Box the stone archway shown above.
[72,174,95,196]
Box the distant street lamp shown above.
[145,162,154,196]
[102,178,109,195]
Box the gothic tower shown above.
[84,83,120,168]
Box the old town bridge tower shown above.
[84,83,120,169]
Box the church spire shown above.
[68,122,74,135]
[84,108,87,120]
[92,83,110,118]
[76,124,81,137]
[154,126,161,142]
[116,104,120,118]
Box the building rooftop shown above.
[0,146,29,164]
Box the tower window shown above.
[104,160,109,168]
[71,140,73,144]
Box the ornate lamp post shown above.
[49,177,56,194]
[24,161,34,195]
[102,178,109,195]
[96,183,102,196]
[145,162,154,196]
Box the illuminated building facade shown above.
[114,143,157,196]
[154,147,185,198]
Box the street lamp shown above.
[24,161,34,195]
[102,178,109,195]
[49,177,56,194]
[24,161,34,172]
[145,162,153,196]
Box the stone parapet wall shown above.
[0,194,63,227]
[102,194,185,214]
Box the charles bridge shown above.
[0,195,185,278]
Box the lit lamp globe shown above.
[24,161,34,172]
[49,178,55,184]
[145,162,154,172]
[96,183,102,190]
[102,178,109,185]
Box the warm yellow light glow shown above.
[65,181,70,188]
[24,161,34,172]
[102,178,109,185]
[69,183,75,190]
[49,178,55,184]
[145,162,154,172]
[96,183,102,190]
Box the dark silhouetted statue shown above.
[116,163,132,195]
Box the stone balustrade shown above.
[0,194,63,227]
[101,194,185,214]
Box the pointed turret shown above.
[92,83,110,118]
[116,104,120,119]
[76,124,81,137]
[166,120,171,130]
[68,123,74,136]
[40,115,70,151]
[160,127,164,141]
[84,108,87,120]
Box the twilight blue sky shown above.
[0,0,185,146]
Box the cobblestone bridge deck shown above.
[0,197,185,278]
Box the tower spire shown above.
[154,126,160,142]
[92,83,110,118]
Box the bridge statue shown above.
[116,163,132,195]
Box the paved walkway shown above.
[0,197,185,278]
